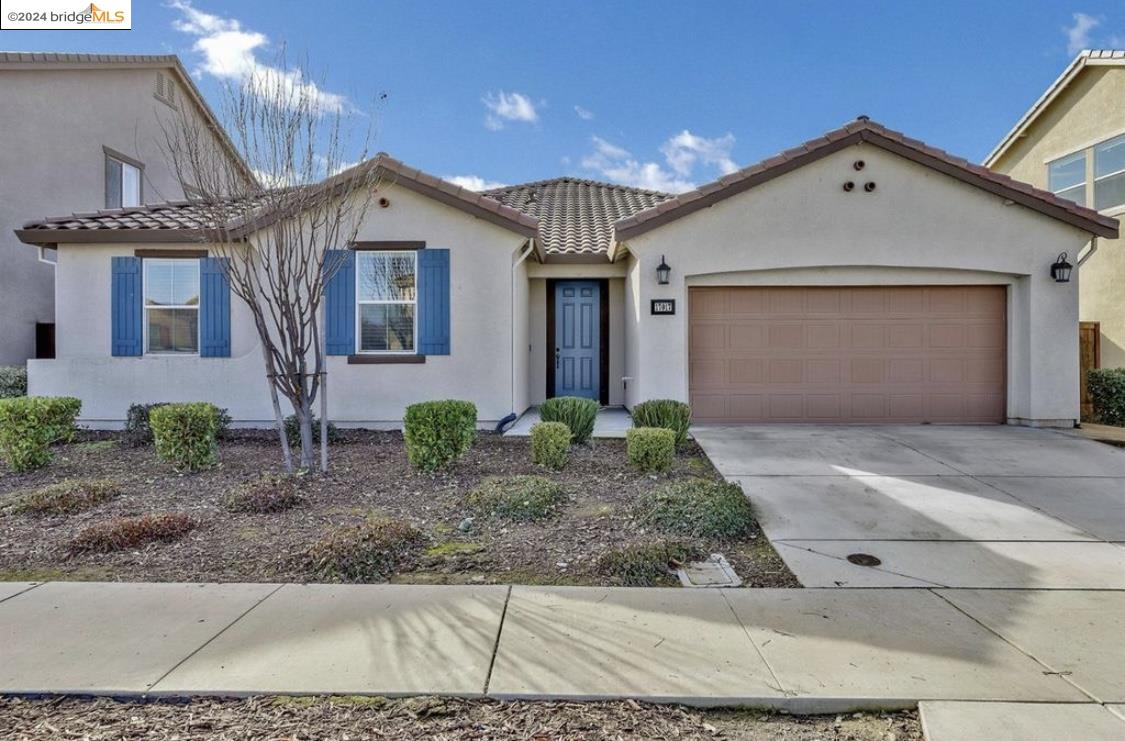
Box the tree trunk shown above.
[260,342,294,473]
[295,400,316,469]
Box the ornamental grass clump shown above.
[223,473,303,514]
[530,421,571,470]
[403,400,477,471]
[631,399,692,449]
[149,402,222,471]
[306,517,425,582]
[626,427,676,473]
[635,478,755,539]
[5,478,122,516]
[1088,368,1125,427]
[0,396,82,472]
[596,541,704,587]
[468,475,568,521]
[69,513,195,553]
[538,396,598,444]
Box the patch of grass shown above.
[223,473,303,514]
[69,513,196,553]
[0,566,115,582]
[467,475,567,521]
[73,440,117,454]
[4,478,122,516]
[306,517,425,583]
[424,540,485,558]
[635,478,755,539]
[596,541,704,586]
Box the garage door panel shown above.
[689,286,1006,423]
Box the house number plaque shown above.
[651,299,676,315]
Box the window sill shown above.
[347,354,426,364]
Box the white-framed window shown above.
[105,152,142,209]
[1094,133,1125,212]
[143,259,200,354]
[356,250,417,353]
[1048,150,1086,205]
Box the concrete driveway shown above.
[692,425,1125,588]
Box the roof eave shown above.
[14,228,218,247]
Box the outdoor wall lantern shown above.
[656,255,671,285]
[1050,252,1073,283]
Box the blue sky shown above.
[2,1,1122,192]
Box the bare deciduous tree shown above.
[162,57,382,471]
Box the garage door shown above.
[689,286,1006,423]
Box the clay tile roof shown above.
[614,117,1119,242]
[483,177,673,256]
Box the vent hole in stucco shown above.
[842,181,855,192]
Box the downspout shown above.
[1077,235,1099,267]
[500,238,537,432]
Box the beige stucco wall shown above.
[621,142,1094,426]
[0,66,235,365]
[29,184,530,426]
[990,65,1125,367]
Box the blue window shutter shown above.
[199,257,231,357]
[417,248,450,355]
[324,249,355,355]
[111,256,142,357]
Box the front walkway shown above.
[1,580,1124,717]
[504,406,632,438]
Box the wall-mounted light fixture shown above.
[656,255,671,285]
[1050,252,1073,283]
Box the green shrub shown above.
[0,396,82,472]
[631,399,692,449]
[530,421,570,470]
[639,481,751,539]
[149,402,222,471]
[284,414,341,449]
[69,513,195,553]
[539,396,598,444]
[627,427,676,473]
[636,478,754,539]
[403,400,477,471]
[1088,368,1125,427]
[224,473,303,513]
[468,475,567,521]
[125,403,231,447]
[596,541,704,586]
[5,478,122,515]
[307,517,425,582]
[0,366,28,398]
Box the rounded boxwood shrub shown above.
[403,400,477,471]
[468,475,567,521]
[596,541,704,586]
[0,366,28,398]
[530,421,570,470]
[5,478,122,516]
[224,473,303,513]
[631,399,692,449]
[0,396,82,472]
[626,427,676,473]
[149,402,222,471]
[1088,368,1125,427]
[69,513,196,553]
[125,403,231,447]
[307,517,425,582]
[538,396,598,445]
[636,478,754,539]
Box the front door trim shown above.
[546,278,609,405]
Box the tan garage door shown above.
[689,286,1006,423]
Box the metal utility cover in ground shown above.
[676,554,741,587]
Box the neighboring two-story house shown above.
[0,52,251,365]
[985,50,1125,403]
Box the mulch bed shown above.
[0,696,922,740]
[0,431,798,587]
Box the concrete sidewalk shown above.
[2,581,1124,715]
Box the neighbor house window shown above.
[105,152,142,209]
[1094,133,1125,212]
[144,259,199,354]
[356,251,416,353]
[1048,150,1086,206]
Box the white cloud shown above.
[660,130,738,177]
[169,0,349,113]
[482,91,539,130]
[579,130,740,193]
[574,105,595,120]
[443,174,507,191]
[1064,12,1100,55]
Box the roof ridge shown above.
[484,176,673,197]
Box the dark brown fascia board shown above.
[347,354,426,364]
[351,241,426,251]
[14,228,216,247]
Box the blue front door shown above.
[555,281,600,400]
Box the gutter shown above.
[1078,236,1099,268]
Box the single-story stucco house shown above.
[14,117,1119,429]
